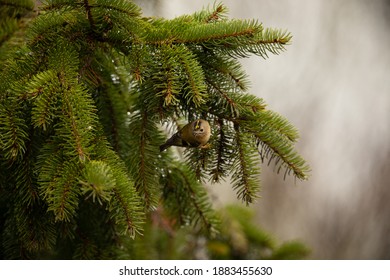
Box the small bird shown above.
[160,119,211,152]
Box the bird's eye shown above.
[200,128,204,132]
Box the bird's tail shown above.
[159,143,170,152]
[160,132,181,152]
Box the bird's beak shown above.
[195,120,200,129]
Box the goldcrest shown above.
[160,119,211,152]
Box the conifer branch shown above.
[13,134,40,205]
[175,45,207,107]
[92,138,145,238]
[135,111,156,209]
[111,186,143,237]
[176,167,211,228]
[209,118,232,183]
[80,160,115,205]
[99,88,121,151]
[204,3,226,23]
[6,199,56,257]
[154,46,182,107]
[206,78,239,117]
[27,70,59,130]
[127,110,163,210]
[172,19,261,45]
[39,158,81,222]
[237,111,310,180]
[162,163,219,236]
[193,2,228,23]
[0,103,29,161]
[231,123,260,204]
[200,54,249,91]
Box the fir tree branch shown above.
[41,159,81,222]
[206,77,239,117]
[127,110,164,211]
[238,111,310,180]
[12,130,41,206]
[231,123,261,204]
[59,81,96,161]
[26,70,60,130]
[0,102,29,161]
[80,160,115,205]
[174,19,262,45]
[97,87,121,151]
[8,200,56,257]
[111,186,143,238]
[174,45,207,107]
[193,2,228,23]
[246,28,292,59]
[153,46,182,107]
[162,163,219,236]
[209,118,233,183]
[92,138,145,238]
[135,112,157,208]
[199,53,250,91]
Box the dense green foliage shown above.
[0,0,309,259]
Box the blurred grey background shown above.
[136,0,390,259]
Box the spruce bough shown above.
[0,0,310,259]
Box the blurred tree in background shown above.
[0,0,309,259]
